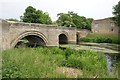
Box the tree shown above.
[56,13,75,27]
[36,10,52,24]
[71,13,87,29]
[20,6,38,23]
[56,11,93,30]
[112,1,120,27]
[21,6,52,24]
[86,18,94,30]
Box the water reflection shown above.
[105,53,118,73]
[105,53,113,72]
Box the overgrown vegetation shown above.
[20,6,93,30]
[80,33,120,44]
[2,47,118,78]
[20,6,52,24]
[112,1,120,27]
[56,11,93,30]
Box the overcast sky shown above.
[0,0,119,21]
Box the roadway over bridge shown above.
[0,19,77,50]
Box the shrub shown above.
[80,38,90,42]
[61,54,83,69]
[49,47,64,54]
[60,49,108,75]
[104,38,112,43]
[80,51,107,72]
[80,33,119,44]
[64,48,76,59]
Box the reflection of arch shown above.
[11,31,48,48]
[59,31,68,44]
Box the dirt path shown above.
[56,67,83,78]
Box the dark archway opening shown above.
[76,32,79,44]
[59,34,68,44]
[15,35,46,48]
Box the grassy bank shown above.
[80,33,120,44]
[2,47,118,78]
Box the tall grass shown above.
[80,33,120,44]
[2,47,117,78]
[2,48,66,78]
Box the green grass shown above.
[80,33,120,44]
[2,47,118,78]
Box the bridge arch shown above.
[11,31,48,48]
[58,31,69,44]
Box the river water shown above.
[105,53,117,73]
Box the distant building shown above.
[92,17,119,34]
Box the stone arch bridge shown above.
[0,20,78,50]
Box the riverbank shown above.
[79,42,120,51]
[79,33,120,44]
[60,44,119,54]
[2,47,119,78]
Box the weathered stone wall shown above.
[77,29,91,38]
[9,23,49,47]
[1,20,77,50]
[92,18,119,34]
[57,27,77,44]
[0,19,2,51]
[1,20,11,50]
[0,20,2,80]
[0,19,2,80]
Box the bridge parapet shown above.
[8,21,76,30]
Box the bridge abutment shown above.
[0,20,11,51]
[0,20,2,51]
